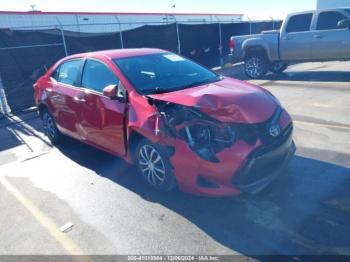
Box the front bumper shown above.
[232,131,296,194]
[169,109,295,197]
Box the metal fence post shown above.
[175,21,181,54]
[246,16,252,35]
[214,16,224,67]
[218,22,223,66]
[114,16,124,49]
[0,74,11,115]
[56,17,68,56]
[270,16,275,30]
[170,15,181,54]
[60,28,68,56]
[75,14,81,32]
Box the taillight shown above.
[230,37,235,53]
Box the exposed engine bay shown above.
[148,98,238,163]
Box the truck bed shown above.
[230,30,280,63]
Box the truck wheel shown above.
[134,140,177,192]
[271,62,288,74]
[244,54,268,79]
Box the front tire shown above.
[135,140,177,192]
[244,54,268,79]
[270,62,288,74]
[42,109,62,144]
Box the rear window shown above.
[286,13,313,33]
[53,59,82,86]
[317,11,348,30]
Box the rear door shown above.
[280,13,314,61]
[79,58,126,156]
[312,10,350,60]
[49,59,84,139]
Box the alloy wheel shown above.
[43,112,56,140]
[245,57,264,78]
[138,145,166,186]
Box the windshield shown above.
[113,53,221,95]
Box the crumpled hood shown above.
[150,77,277,123]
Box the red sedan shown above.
[33,48,295,197]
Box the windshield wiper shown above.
[142,87,170,95]
[181,76,221,89]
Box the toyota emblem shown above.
[269,124,281,137]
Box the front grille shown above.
[255,123,293,157]
[232,125,294,186]
[231,106,294,187]
[236,106,285,146]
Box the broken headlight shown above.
[180,122,237,163]
[153,101,237,163]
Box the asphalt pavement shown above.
[0,61,349,258]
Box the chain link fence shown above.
[0,19,282,114]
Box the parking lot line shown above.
[0,176,92,261]
[294,120,350,131]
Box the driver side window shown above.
[82,59,120,93]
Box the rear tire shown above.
[42,109,62,144]
[134,140,177,192]
[270,62,288,74]
[244,54,269,79]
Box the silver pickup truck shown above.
[229,8,350,78]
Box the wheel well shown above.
[244,47,269,61]
[37,103,48,119]
[128,131,145,160]
[127,130,175,162]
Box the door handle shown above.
[74,96,86,103]
[282,36,291,40]
[313,34,322,39]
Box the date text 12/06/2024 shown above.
[127,255,220,261]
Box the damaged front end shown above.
[148,98,239,163]
[142,95,295,197]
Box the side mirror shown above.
[337,19,350,29]
[102,83,128,103]
[103,84,118,99]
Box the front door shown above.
[79,59,126,156]
[280,13,314,61]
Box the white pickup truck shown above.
[229,8,350,78]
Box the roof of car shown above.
[67,48,168,60]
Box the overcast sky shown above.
[1,0,316,19]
